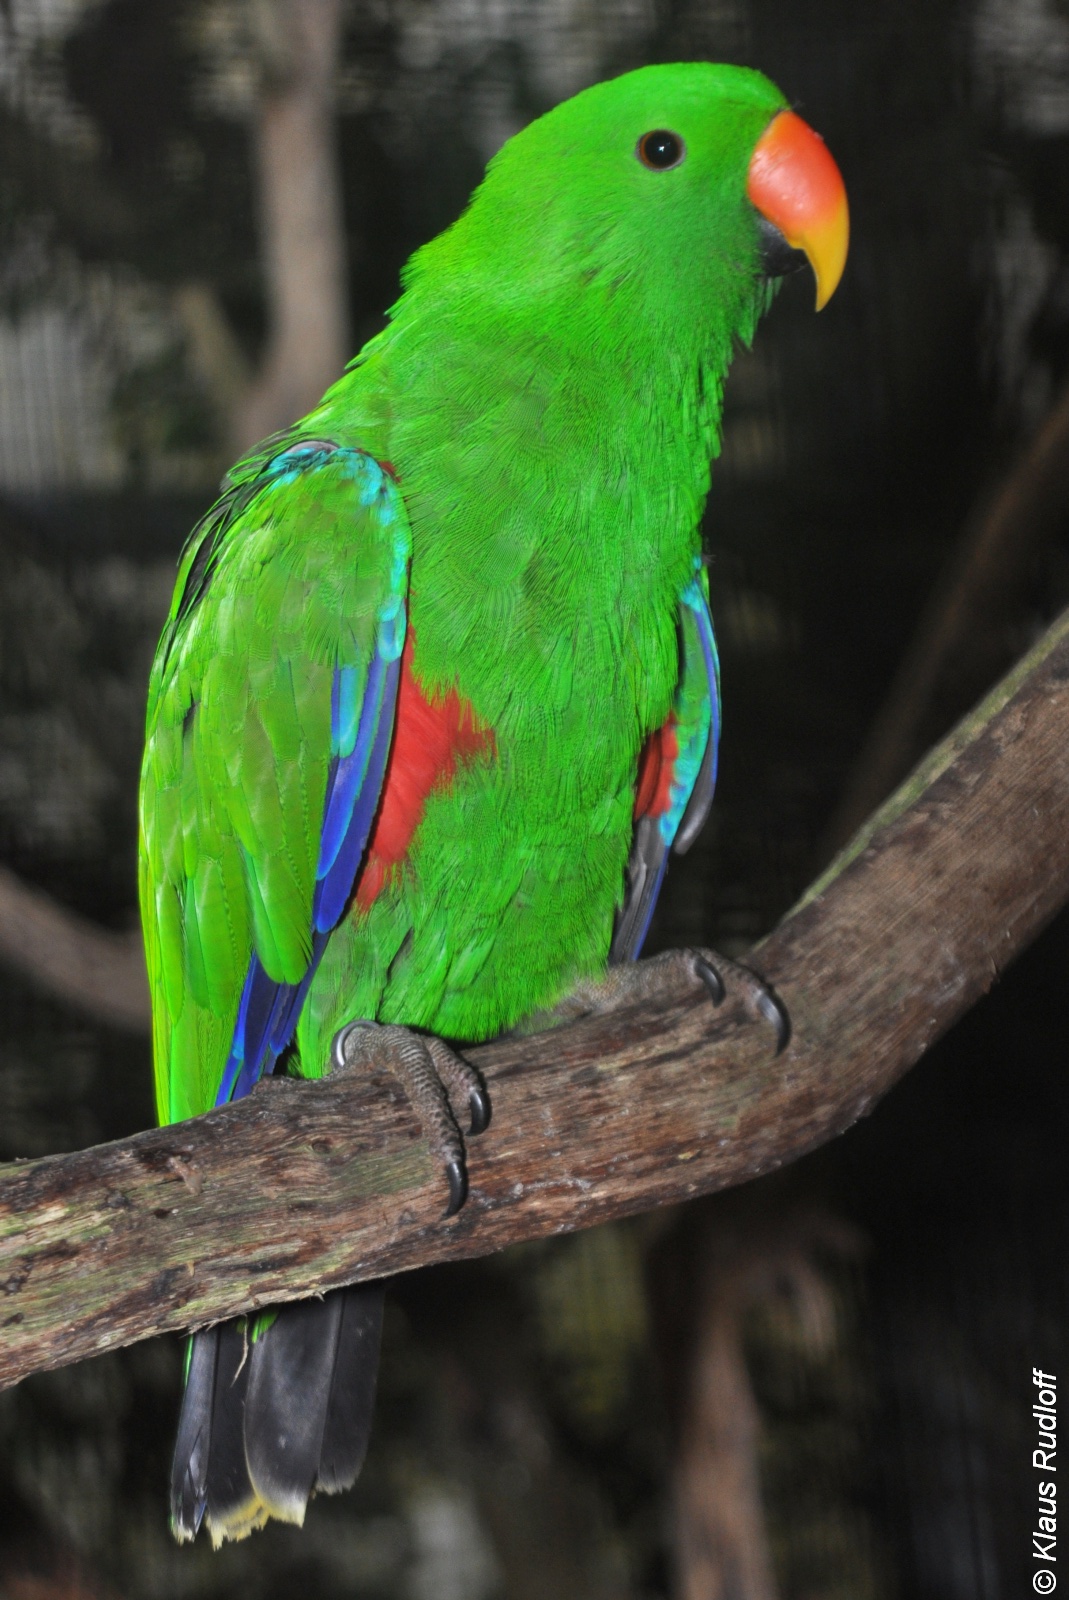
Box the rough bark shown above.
[2,609,1069,1388]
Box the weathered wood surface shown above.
[3,609,1069,1389]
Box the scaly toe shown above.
[425,1035,491,1140]
[329,1020,475,1217]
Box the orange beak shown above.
[746,110,849,311]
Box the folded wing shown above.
[611,571,721,963]
[139,439,411,1123]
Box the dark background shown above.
[0,1,1065,1596]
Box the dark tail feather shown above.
[203,1320,260,1536]
[170,1325,218,1540]
[318,1283,386,1492]
[171,1319,261,1543]
[243,1294,345,1521]
[170,1284,385,1545]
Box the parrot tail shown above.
[170,1282,385,1546]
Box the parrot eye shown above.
[636,130,685,170]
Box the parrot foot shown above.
[330,1021,490,1216]
[521,948,790,1056]
[690,951,791,1054]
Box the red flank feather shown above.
[356,631,494,908]
[634,718,679,821]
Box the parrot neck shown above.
[324,273,740,540]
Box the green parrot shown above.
[140,61,848,1544]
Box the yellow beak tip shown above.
[748,110,850,314]
[801,208,849,311]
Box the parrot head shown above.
[403,62,847,356]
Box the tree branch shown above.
[670,1190,862,1600]
[234,0,350,453]
[3,608,1069,1388]
[0,865,149,1032]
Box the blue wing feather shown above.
[216,649,402,1106]
[317,655,390,892]
[611,570,721,964]
[672,575,721,855]
[313,650,400,933]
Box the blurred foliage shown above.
[0,501,176,914]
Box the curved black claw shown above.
[331,1018,374,1071]
[755,984,792,1056]
[695,956,726,1006]
[694,953,791,1056]
[444,1159,468,1218]
[468,1086,492,1136]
